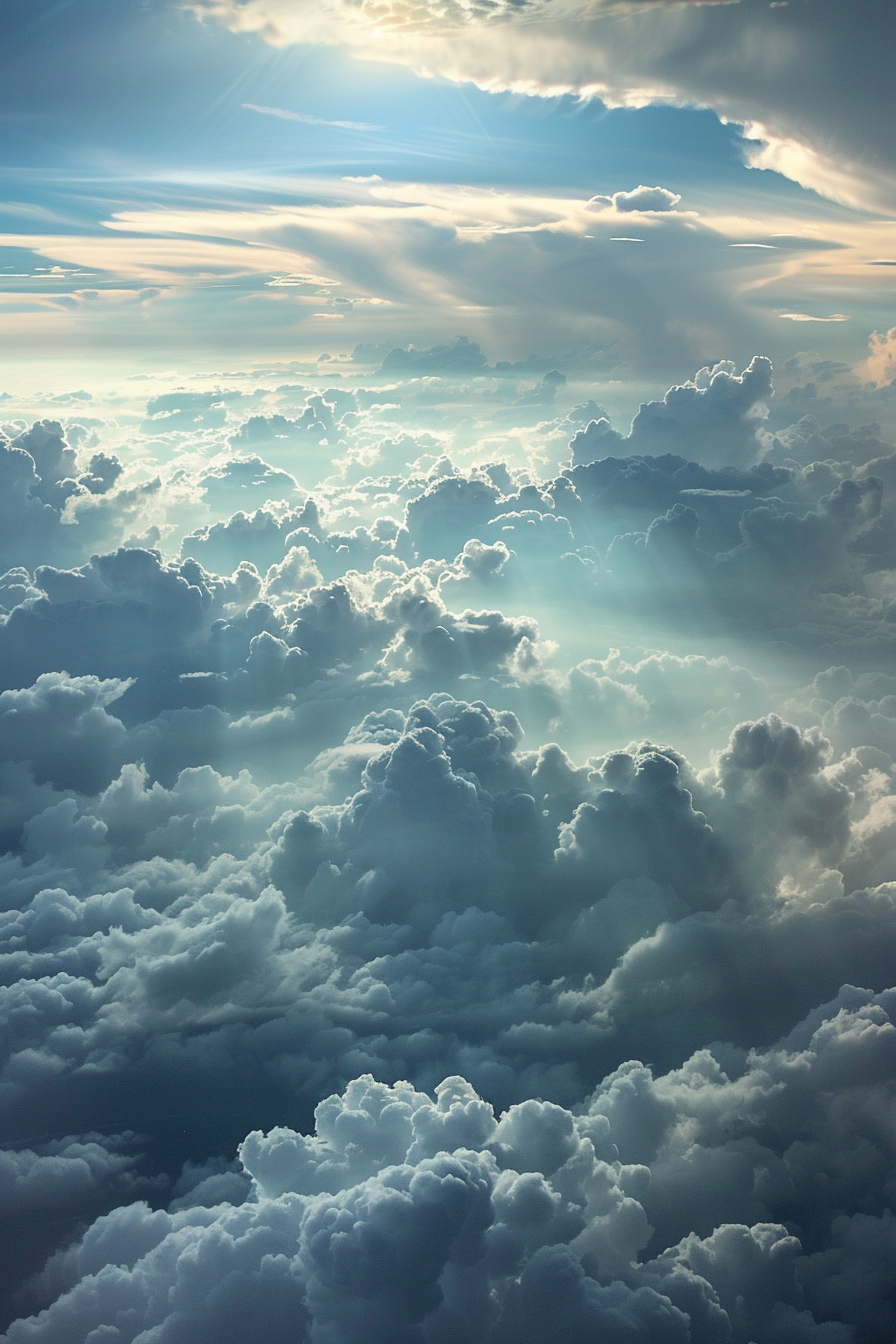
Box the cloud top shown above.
[0,351,895,1336]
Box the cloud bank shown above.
[0,351,895,1338]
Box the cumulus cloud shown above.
[590,186,682,214]
[11,982,896,1341]
[0,420,160,574]
[0,352,895,1339]
[859,327,896,388]
[566,358,777,477]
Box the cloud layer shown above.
[189,0,896,211]
[0,351,895,1337]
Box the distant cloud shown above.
[590,186,681,213]
[242,102,384,132]
[779,312,850,322]
[858,324,896,385]
[615,186,681,212]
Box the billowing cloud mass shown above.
[189,0,896,212]
[0,348,895,1341]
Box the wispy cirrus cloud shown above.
[242,102,384,132]
[0,175,890,369]
[780,312,850,322]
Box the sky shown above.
[2,0,896,1341]
[3,0,896,387]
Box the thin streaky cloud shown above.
[242,103,385,132]
[779,312,850,322]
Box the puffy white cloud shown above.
[591,186,683,214]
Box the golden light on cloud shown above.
[779,312,850,323]
[858,325,896,386]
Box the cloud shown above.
[859,326,896,387]
[11,981,896,1341]
[590,186,682,213]
[0,351,895,1338]
[242,102,385,131]
[780,313,850,324]
[0,420,160,573]
[380,335,491,377]
[8,175,843,374]
[190,0,896,212]
[626,356,774,465]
